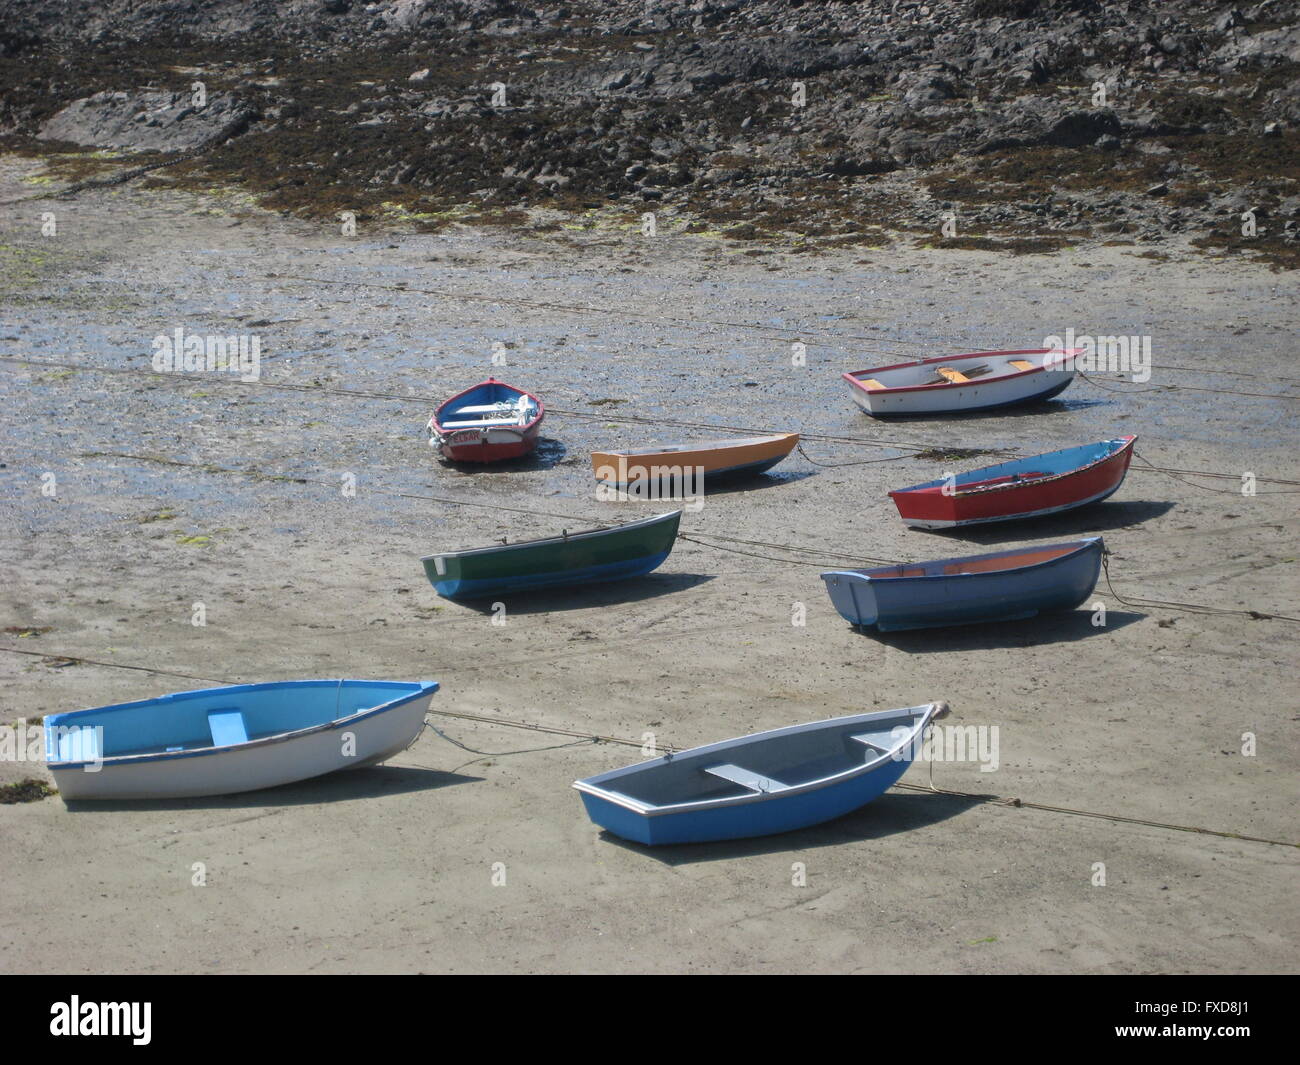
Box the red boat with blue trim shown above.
[889,436,1137,529]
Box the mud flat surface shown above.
[1,160,1297,974]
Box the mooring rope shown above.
[419,718,597,773]
[795,441,916,468]
[1100,551,1300,623]
[1132,449,1300,496]
[1079,367,1296,401]
[427,708,1297,849]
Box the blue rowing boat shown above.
[44,680,438,800]
[573,703,946,845]
[821,538,1104,632]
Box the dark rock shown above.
[1043,109,1122,148]
[826,152,897,176]
[0,0,1287,263]
[1214,9,1242,32]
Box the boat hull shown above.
[45,681,437,801]
[423,510,682,599]
[591,433,799,490]
[890,437,1136,529]
[821,539,1104,631]
[436,426,541,463]
[574,704,942,845]
[578,754,916,844]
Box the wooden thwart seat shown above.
[935,367,969,383]
[704,763,792,794]
[1009,359,1036,371]
[858,378,887,391]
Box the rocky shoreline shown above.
[1,1,1297,263]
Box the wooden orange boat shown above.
[591,432,799,490]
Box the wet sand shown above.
[1,157,1297,973]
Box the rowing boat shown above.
[821,538,1104,631]
[844,348,1081,417]
[573,703,946,844]
[889,436,1137,529]
[428,378,543,462]
[422,510,682,599]
[591,432,799,491]
[44,680,438,800]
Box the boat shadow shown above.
[868,396,1113,421]
[858,607,1143,652]
[595,470,815,503]
[919,499,1175,543]
[600,790,980,864]
[701,470,816,496]
[438,436,568,473]
[453,572,717,615]
[60,765,481,812]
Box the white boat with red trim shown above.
[843,347,1081,417]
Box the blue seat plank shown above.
[704,763,791,794]
[208,708,249,747]
[57,726,101,763]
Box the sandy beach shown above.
[1,153,1297,973]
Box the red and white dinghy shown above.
[428,378,544,463]
[889,436,1137,529]
[844,348,1082,417]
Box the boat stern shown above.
[820,571,878,627]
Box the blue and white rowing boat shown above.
[821,538,1104,632]
[44,680,438,800]
[573,703,946,845]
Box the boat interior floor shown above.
[874,544,1082,579]
[603,723,911,806]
